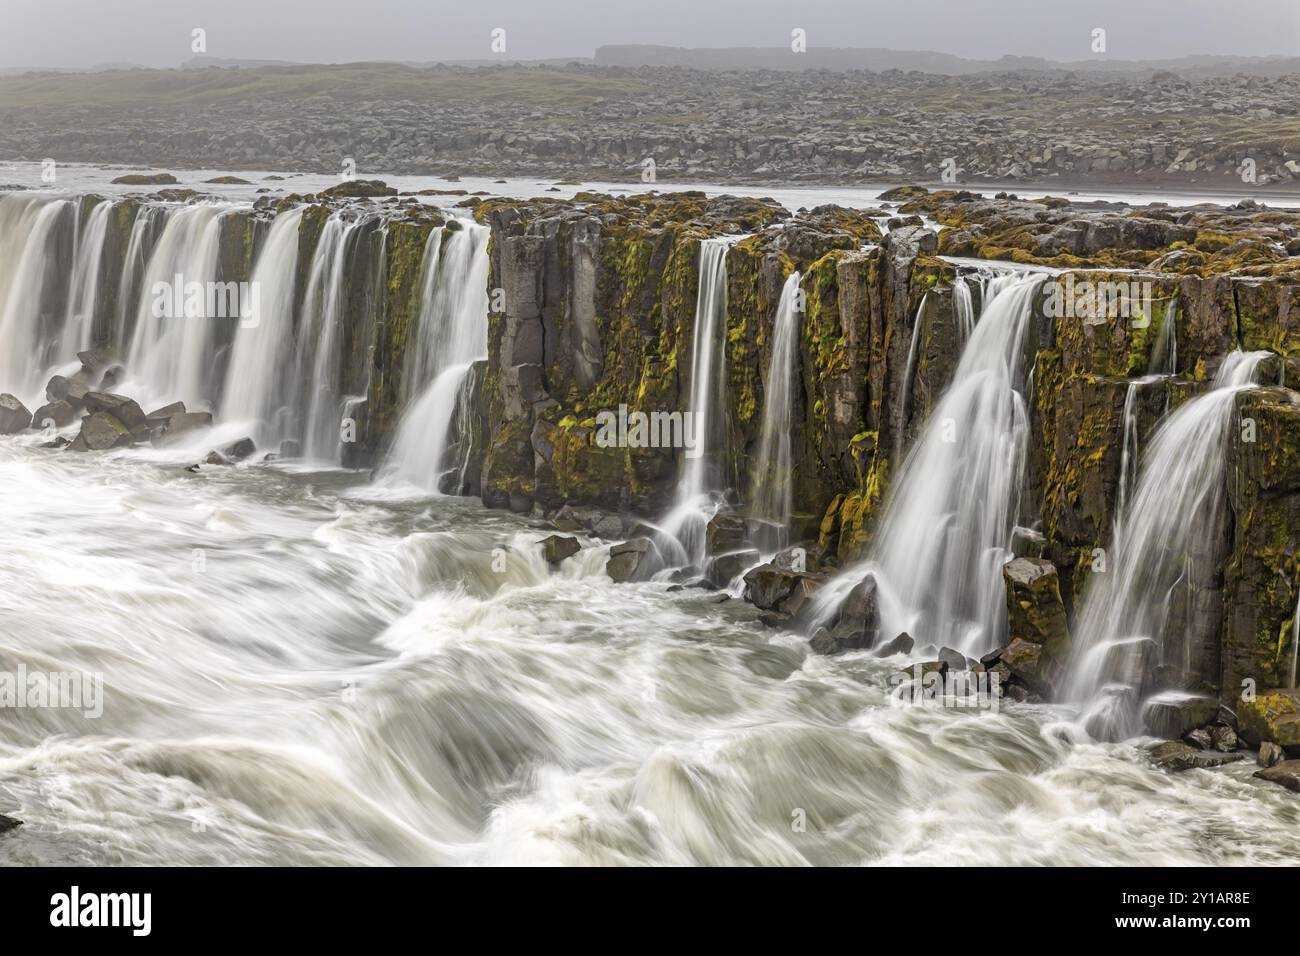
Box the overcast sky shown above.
[5,0,1298,69]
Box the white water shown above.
[381,221,490,492]
[751,271,801,552]
[662,237,733,563]
[221,208,306,446]
[54,199,114,367]
[0,195,74,405]
[124,203,230,410]
[2,437,1298,865]
[1067,351,1270,739]
[813,276,1043,655]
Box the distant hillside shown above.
[594,44,1300,78]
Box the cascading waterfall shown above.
[662,237,732,563]
[751,271,802,553]
[0,195,75,404]
[54,199,114,367]
[1066,350,1270,739]
[124,203,229,410]
[113,204,166,354]
[381,221,490,492]
[220,207,306,445]
[810,274,1044,654]
[294,214,369,461]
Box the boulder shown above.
[76,346,120,378]
[999,637,1053,698]
[0,394,32,433]
[1142,693,1220,740]
[45,375,89,408]
[938,646,967,671]
[77,411,132,450]
[30,400,76,429]
[1238,689,1300,747]
[1257,741,1285,768]
[145,401,186,426]
[1253,760,1300,793]
[1147,741,1245,773]
[742,562,803,610]
[0,813,21,834]
[704,514,747,557]
[152,411,213,446]
[279,439,301,458]
[82,392,146,430]
[540,534,580,564]
[1210,724,1239,752]
[606,537,652,583]
[1002,556,1071,688]
[218,437,256,461]
[875,632,914,657]
[705,548,760,588]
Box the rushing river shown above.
[2,430,1299,866]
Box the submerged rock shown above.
[152,411,213,446]
[1253,760,1300,793]
[540,534,580,564]
[1143,693,1220,740]
[875,632,914,657]
[0,813,21,834]
[1147,740,1245,773]
[0,393,32,433]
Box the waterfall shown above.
[0,195,75,404]
[662,237,732,563]
[810,274,1044,654]
[54,199,115,366]
[1066,350,1270,739]
[751,271,801,552]
[113,205,166,354]
[895,292,930,465]
[953,276,975,341]
[1291,595,1299,690]
[380,221,490,491]
[221,207,305,446]
[124,203,229,410]
[294,213,369,462]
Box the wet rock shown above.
[777,576,821,622]
[540,534,580,564]
[278,439,301,458]
[1238,689,1300,747]
[219,437,256,461]
[45,375,89,408]
[0,394,33,433]
[0,813,21,834]
[742,563,803,610]
[875,632,914,657]
[152,411,214,446]
[606,537,652,583]
[1143,693,1220,740]
[1210,724,1239,752]
[999,637,1053,699]
[1147,740,1246,773]
[1184,728,1214,750]
[77,411,132,450]
[704,514,747,556]
[1253,760,1300,793]
[772,542,820,574]
[145,401,186,426]
[320,179,397,198]
[1002,556,1070,687]
[110,172,178,185]
[1257,741,1285,768]
[938,646,967,671]
[41,435,71,449]
[31,400,76,429]
[83,392,146,430]
[706,548,759,588]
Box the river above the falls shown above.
[1,430,1298,866]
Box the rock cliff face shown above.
[466,186,1300,723]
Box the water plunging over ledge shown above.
[751,270,802,554]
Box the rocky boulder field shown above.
[1,62,1299,189]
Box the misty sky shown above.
[4,0,1299,69]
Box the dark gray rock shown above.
[540,534,580,564]
[0,393,33,433]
